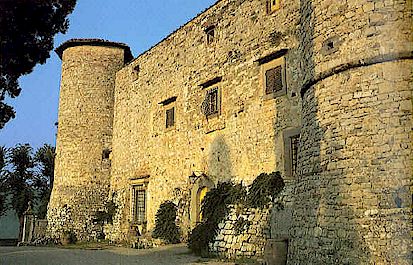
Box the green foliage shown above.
[0,146,7,217]
[189,181,244,255]
[247,172,285,209]
[234,216,251,235]
[201,182,246,224]
[0,146,6,172]
[0,0,76,128]
[34,145,55,219]
[7,144,36,218]
[152,201,181,244]
[189,172,285,256]
[188,222,215,257]
[0,143,55,219]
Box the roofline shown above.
[128,0,224,65]
[55,38,133,62]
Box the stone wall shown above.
[209,183,293,259]
[109,0,302,240]
[48,0,412,263]
[211,205,271,259]
[291,0,412,264]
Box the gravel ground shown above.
[0,244,236,265]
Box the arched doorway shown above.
[190,174,214,228]
[196,186,209,222]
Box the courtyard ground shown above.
[0,244,237,265]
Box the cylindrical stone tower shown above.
[291,1,411,264]
[47,39,132,240]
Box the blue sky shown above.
[0,0,217,149]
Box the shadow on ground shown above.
[0,244,235,265]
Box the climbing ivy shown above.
[188,171,285,256]
[188,181,246,256]
[247,171,284,209]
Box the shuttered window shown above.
[265,65,283,95]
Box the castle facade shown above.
[47,0,412,263]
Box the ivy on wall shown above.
[188,171,285,256]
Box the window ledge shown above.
[203,118,225,134]
[263,90,286,100]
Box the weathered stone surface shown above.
[48,0,412,264]
[109,0,301,241]
[47,42,130,241]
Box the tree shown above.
[34,144,55,218]
[0,143,56,239]
[0,0,76,129]
[6,144,36,240]
[0,146,7,217]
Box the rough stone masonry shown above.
[47,0,412,264]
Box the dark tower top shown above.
[55,38,133,63]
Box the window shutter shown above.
[265,66,283,94]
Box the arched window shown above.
[197,186,209,222]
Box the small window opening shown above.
[327,41,334,50]
[283,128,300,178]
[268,0,281,13]
[102,149,111,160]
[201,87,220,117]
[265,65,283,94]
[166,107,175,129]
[133,65,140,80]
[205,26,215,45]
[290,134,300,176]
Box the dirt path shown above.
[0,244,236,265]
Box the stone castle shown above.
[47,0,412,263]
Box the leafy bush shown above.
[188,181,245,255]
[187,222,215,257]
[247,171,284,208]
[152,201,180,244]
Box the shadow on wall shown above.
[207,135,233,182]
[287,0,371,264]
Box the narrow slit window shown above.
[290,134,300,176]
[166,107,175,128]
[132,65,140,80]
[283,128,300,178]
[102,149,111,160]
[205,26,215,45]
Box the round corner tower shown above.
[47,39,132,240]
[291,0,412,264]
